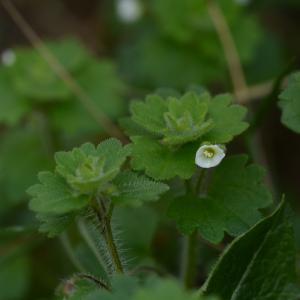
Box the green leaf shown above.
[9,38,89,101]
[71,275,139,300]
[128,92,248,180]
[278,71,300,133]
[134,279,218,300]
[0,127,52,212]
[202,94,248,143]
[56,277,101,300]
[113,206,159,265]
[131,95,168,134]
[50,60,126,138]
[0,255,30,300]
[168,155,272,243]
[201,200,300,300]
[55,139,131,194]
[47,37,90,71]
[130,92,214,146]
[112,171,169,206]
[28,171,89,215]
[0,67,29,126]
[36,212,76,237]
[131,136,198,180]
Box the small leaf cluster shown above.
[124,91,248,180]
[27,139,168,236]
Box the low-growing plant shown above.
[1,0,300,299]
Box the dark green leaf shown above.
[168,155,272,243]
[278,71,300,133]
[112,171,169,206]
[131,136,198,180]
[201,200,300,300]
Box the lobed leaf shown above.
[28,171,89,215]
[202,94,248,143]
[55,139,131,194]
[168,155,272,243]
[131,136,198,180]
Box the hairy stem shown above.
[93,199,124,274]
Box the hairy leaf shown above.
[129,92,248,180]
[28,171,89,215]
[55,139,131,194]
[112,171,169,206]
[201,200,300,300]
[36,212,76,237]
[168,155,272,243]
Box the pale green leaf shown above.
[55,139,131,194]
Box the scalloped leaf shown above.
[168,155,272,243]
[28,171,89,215]
[130,136,198,180]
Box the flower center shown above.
[203,147,215,158]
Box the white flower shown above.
[1,49,16,66]
[116,0,142,23]
[195,144,225,168]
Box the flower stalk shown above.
[92,198,124,274]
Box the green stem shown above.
[181,170,207,288]
[181,230,199,289]
[93,199,124,274]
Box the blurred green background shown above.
[0,0,300,299]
